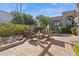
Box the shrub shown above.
[72,43,79,56]
[71,27,77,35]
[0,37,3,44]
[58,26,71,33]
[0,23,15,37]
[36,25,44,32]
[14,24,25,35]
[0,23,26,37]
[59,26,66,33]
[37,26,44,31]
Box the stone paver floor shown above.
[0,35,78,56]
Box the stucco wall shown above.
[51,10,76,25]
[63,10,76,25]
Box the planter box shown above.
[0,38,26,52]
[2,35,23,44]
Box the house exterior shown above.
[51,10,77,34]
[51,10,76,28]
[0,10,13,23]
[76,4,79,39]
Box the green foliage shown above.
[37,25,44,31]
[58,26,71,33]
[0,23,15,37]
[59,26,66,33]
[71,27,77,35]
[72,43,79,56]
[36,15,52,27]
[22,14,36,25]
[11,11,36,25]
[14,24,25,35]
[11,11,23,24]
[0,23,26,37]
[0,37,3,44]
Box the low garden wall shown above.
[0,38,26,52]
[2,35,23,44]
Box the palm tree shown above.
[20,3,23,24]
[16,3,24,24]
[16,3,18,13]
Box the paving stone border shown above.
[0,38,26,52]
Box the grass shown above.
[72,43,79,56]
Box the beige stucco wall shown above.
[51,16,63,25]
[51,10,76,25]
[76,4,79,13]
[62,10,76,25]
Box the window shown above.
[52,21,61,28]
[65,16,74,25]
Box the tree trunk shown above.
[46,24,51,41]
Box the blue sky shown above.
[0,3,76,18]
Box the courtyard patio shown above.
[0,34,77,56]
[0,3,79,56]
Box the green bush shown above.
[59,26,66,33]
[0,37,3,44]
[36,25,44,31]
[72,43,79,56]
[0,23,26,37]
[58,26,71,33]
[14,24,25,35]
[0,23,15,37]
[37,26,44,31]
[71,27,77,35]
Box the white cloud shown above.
[29,7,64,17]
[25,3,75,17]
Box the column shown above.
[76,3,79,42]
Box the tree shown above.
[36,15,53,41]
[36,15,52,27]
[36,15,53,27]
[11,11,23,24]
[11,11,36,25]
[22,14,36,25]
